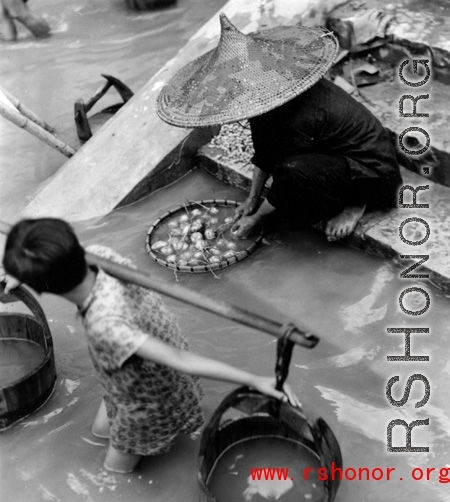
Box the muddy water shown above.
[0,0,226,223]
[1,168,449,502]
[1,1,450,501]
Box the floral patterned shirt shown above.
[79,245,204,455]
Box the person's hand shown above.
[231,215,259,239]
[250,376,301,407]
[1,273,22,294]
[235,196,259,219]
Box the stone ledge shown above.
[198,147,450,295]
[196,0,450,294]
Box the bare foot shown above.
[16,10,50,37]
[325,204,366,241]
[104,444,141,473]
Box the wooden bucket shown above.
[0,283,57,430]
[198,388,342,502]
[198,327,342,502]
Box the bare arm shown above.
[135,336,300,406]
[249,165,269,200]
[0,273,22,294]
[236,165,270,217]
[252,198,276,221]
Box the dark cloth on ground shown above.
[249,78,402,222]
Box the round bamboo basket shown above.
[0,283,57,430]
[146,199,263,274]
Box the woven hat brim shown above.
[157,20,339,127]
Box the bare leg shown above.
[2,0,50,38]
[91,399,110,439]
[0,4,17,40]
[93,400,142,473]
[104,444,142,473]
[325,204,366,241]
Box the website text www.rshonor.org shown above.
[249,465,450,484]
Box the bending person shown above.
[156,14,402,242]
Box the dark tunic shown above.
[250,78,402,222]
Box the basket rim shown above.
[145,199,263,273]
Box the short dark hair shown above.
[2,218,87,294]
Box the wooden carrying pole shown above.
[0,101,76,158]
[0,220,318,349]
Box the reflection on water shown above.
[338,262,392,334]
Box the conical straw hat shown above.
[157,14,339,127]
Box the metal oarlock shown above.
[74,74,134,142]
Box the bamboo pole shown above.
[0,220,318,349]
[0,86,54,132]
[0,102,77,158]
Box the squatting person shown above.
[156,14,402,242]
